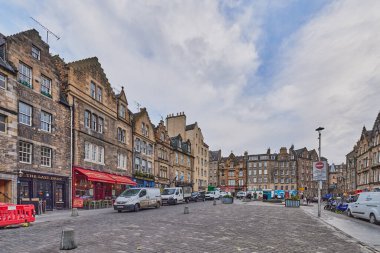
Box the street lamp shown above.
[316,127,324,218]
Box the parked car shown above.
[114,188,161,212]
[189,191,206,202]
[205,191,220,200]
[161,187,192,205]
[347,192,380,224]
[311,197,319,203]
[236,191,247,199]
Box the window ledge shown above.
[19,161,32,164]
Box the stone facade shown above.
[350,112,380,192]
[218,153,247,194]
[170,134,194,188]
[166,113,208,191]
[208,150,221,187]
[294,148,320,198]
[154,120,172,189]
[185,122,209,191]
[4,29,71,209]
[0,33,18,203]
[345,147,357,193]
[132,108,155,187]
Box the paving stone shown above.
[0,201,373,253]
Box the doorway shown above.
[37,180,53,210]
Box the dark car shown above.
[189,191,205,202]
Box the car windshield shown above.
[162,189,176,195]
[191,192,198,196]
[120,189,140,197]
[206,191,214,194]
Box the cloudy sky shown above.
[1,0,380,163]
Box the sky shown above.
[1,0,380,163]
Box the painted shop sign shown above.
[23,172,66,181]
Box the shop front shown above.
[72,167,136,208]
[17,171,69,211]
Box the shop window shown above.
[20,181,31,199]
[55,183,64,202]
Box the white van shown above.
[114,188,161,212]
[347,192,380,224]
[161,187,187,205]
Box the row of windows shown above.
[135,138,153,155]
[175,152,191,166]
[84,142,104,164]
[175,170,191,183]
[19,102,52,132]
[18,141,52,167]
[134,158,153,174]
[90,81,102,102]
[84,110,104,133]
[159,166,168,178]
[18,62,53,97]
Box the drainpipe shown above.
[69,105,73,209]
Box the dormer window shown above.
[119,104,126,119]
[32,45,40,60]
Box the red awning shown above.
[74,167,115,184]
[109,174,137,186]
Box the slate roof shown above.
[185,123,196,131]
[0,33,15,73]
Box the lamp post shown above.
[316,127,324,218]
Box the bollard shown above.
[213,199,216,206]
[60,228,77,250]
[71,208,79,217]
[184,206,189,214]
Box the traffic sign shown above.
[315,162,324,169]
[313,161,327,181]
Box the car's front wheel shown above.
[134,204,140,212]
[347,209,353,217]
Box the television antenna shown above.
[30,17,60,44]
[134,101,141,111]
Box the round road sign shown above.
[315,162,324,169]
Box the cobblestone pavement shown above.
[0,200,376,253]
[301,203,380,251]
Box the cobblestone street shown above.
[0,201,376,253]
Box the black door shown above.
[37,180,53,210]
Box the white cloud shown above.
[2,0,379,163]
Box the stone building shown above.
[345,147,357,193]
[356,126,372,191]
[154,120,172,189]
[218,153,247,194]
[4,29,71,210]
[294,147,320,198]
[0,33,18,204]
[54,56,135,205]
[185,122,209,191]
[247,150,277,191]
[351,112,380,192]
[166,112,209,190]
[132,108,155,187]
[208,150,221,187]
[328,163,346,195]
[170,134,194,188]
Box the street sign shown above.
[298,187,305,191]
[313,161,327,181]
